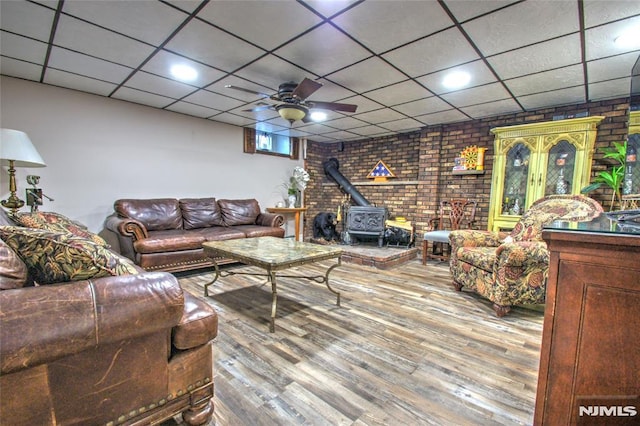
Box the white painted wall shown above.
[0,76,302,234]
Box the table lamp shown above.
[1,129,46,215]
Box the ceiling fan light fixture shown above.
[276,104,307,124]
[442,71,471,90]
[310,111,327,122]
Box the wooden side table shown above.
[266,207,308,241]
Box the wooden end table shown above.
[202,236,342,332]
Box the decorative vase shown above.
[288,193,296,208]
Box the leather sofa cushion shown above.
[193,227,247,241]
[134,230,205,254]
[180,198,224,229]
[0,238,28,290]
[115,199,182,231]
[218,199,260,226]
[233,225,285,238]
[172,292,218,350]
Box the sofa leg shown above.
[182,398,214,426]
[452,281,463,291]
[492,303,511,317]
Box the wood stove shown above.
[323,158,388,247]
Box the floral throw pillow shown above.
[0,226,137,284]
[15,211,109,247]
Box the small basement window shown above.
[243,128,299,159]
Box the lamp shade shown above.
[276,104,307,124]
[0,129,46,167]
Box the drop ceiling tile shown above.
[310,78,357,103]
[353,107,407,124]
[207,76,274,102]
[414,109,469,125]
[332,1,452,54]
[589,77,631,101]
[0,33,48,64]
[518,86,585,110]
[393,97,451,117]
[488,34,582,80]
[325,57,407,93]
[322,130,361,140]
[197,1,322,51]
[364,80,433,107]
[382,27,479,78]
[349,125,395,136]
[296,123,339,134]
[463,1,579,57]
[273,23,371,76]
[112,87,175,108]
[163,1,202,14]
[164,18,265,72]
[44,69,117,96]
[322,116,370,130]
[208,113,256,127]
[126,71,197,99]
[229,105,280,122]
[460,98,521,119]
[416,60,497,95]
[303,0,360,18]
[142,50,227,88]
[234,54,318,92]
[505,65,584,97]
[338,95,385,114]
[61,0,187,46]
[0,58,43,82]
[588,52,639,84]
[182,89,245,111]
[443,0,518,23]
[0,0,55,42]
[308,134,339,143]
[165,101,220,118]
[53,14,156,68]
[583,0,640,28]
[584,15,640,61]
[48,47,132,84]
[379,118,425,133]
[273,128,313,138]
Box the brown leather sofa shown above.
[0,209,219,425]
[106,198,285,273]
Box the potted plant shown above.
[581,141,627,210]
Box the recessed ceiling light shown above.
[310,111,327,121]
[170,64,198,82]
[442,71,471,90]
[614,27,640,49]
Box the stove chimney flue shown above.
[323,158,371,207]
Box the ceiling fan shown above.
[225,78,358,125]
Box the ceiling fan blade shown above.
[308,100,358,113]
[225,84,271,98]
[292,78,322,100]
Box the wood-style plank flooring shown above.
[177,259,544,426]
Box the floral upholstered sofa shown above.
[449,194,603,316]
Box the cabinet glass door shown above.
[502,143,530,215]
[545,140,576,196]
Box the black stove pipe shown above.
[323,158,371,207]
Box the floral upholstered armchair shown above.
[449,194,603,317]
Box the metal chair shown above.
[422,199,477,265]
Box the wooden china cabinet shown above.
[487,116,605,231]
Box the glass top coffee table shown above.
[202,236,343,332]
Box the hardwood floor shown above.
[177,259,543,426]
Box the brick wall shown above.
[303,97,630,239]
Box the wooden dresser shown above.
[534,216,640,425]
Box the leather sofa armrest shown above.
[0,272,183,374]
[256,212,284,228]
[105,214,149,260]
